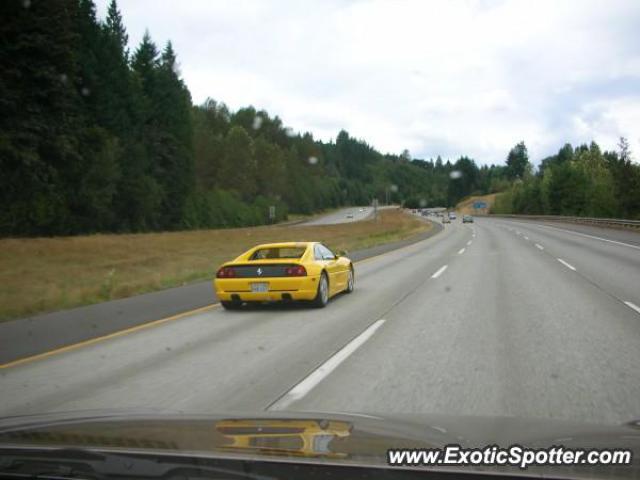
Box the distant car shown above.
[462,215,474,223]
[346,212,354,219]
[359,208,365,212]
[448,212,457,220]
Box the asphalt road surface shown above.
[2,217,640,425]
[300,206,374,225]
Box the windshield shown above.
[1,0,640,474]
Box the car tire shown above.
[221,300,242,310]
[345,266,354,294]
[311,272,329,308]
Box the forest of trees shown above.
[1,0,508,236]
[493,138,640,219]
[1,0,193,235]
[1,1,638,237]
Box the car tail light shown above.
[284,265,307,276]
[216,266,236,278]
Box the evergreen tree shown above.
[607,138,640,219]
[220,126,257,200]
[506,141,530,180]
[0,0,82,235]
[105,0,128,61]
[99,0,135,135]
[254,137,286,198]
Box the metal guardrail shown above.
[483,214,640,230]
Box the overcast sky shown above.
[96,0,640,165]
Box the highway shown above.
[300,206,374,225]
[2,217,640,425]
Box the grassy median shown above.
[0,208,429,321]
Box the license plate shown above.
[251,282,269,293]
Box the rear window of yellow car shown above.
[250,247,306,260]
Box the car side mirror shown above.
[336,250,348,257]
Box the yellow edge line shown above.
[0,304,220,369]
[1,225,439,370]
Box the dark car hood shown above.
[1,410,639,478]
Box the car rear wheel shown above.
[221,300,242,310]
[345,267,354,293]
[311,272,329,308]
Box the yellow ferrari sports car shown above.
[214,242,354,309]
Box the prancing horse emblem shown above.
[257,268,262,276]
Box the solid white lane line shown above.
[557,258,576,271]
[467,240,472,246]
[535,243,544,250]
[624,301,640,315]
[269,319,386,410]
[458,248,465,255]
[431,265,448,279]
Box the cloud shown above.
[96,0,640,164]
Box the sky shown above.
[96,0,640,165]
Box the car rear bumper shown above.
[214,275,320,302]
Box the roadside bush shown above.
[182,189,288,229]
[490,191,514,214]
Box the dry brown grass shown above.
[0,209,428,321]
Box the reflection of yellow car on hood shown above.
[214,242,354,310]
[215,419,352,458]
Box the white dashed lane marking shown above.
[431,265,448,279]
[268,319,386,410]
[624,301,640,315]
[557,258,576,271]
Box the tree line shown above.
[2,1,636,237]
[0,0,507,236]
[190,107,512,225]
[493,138,640,219]
[1,0,193,235]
